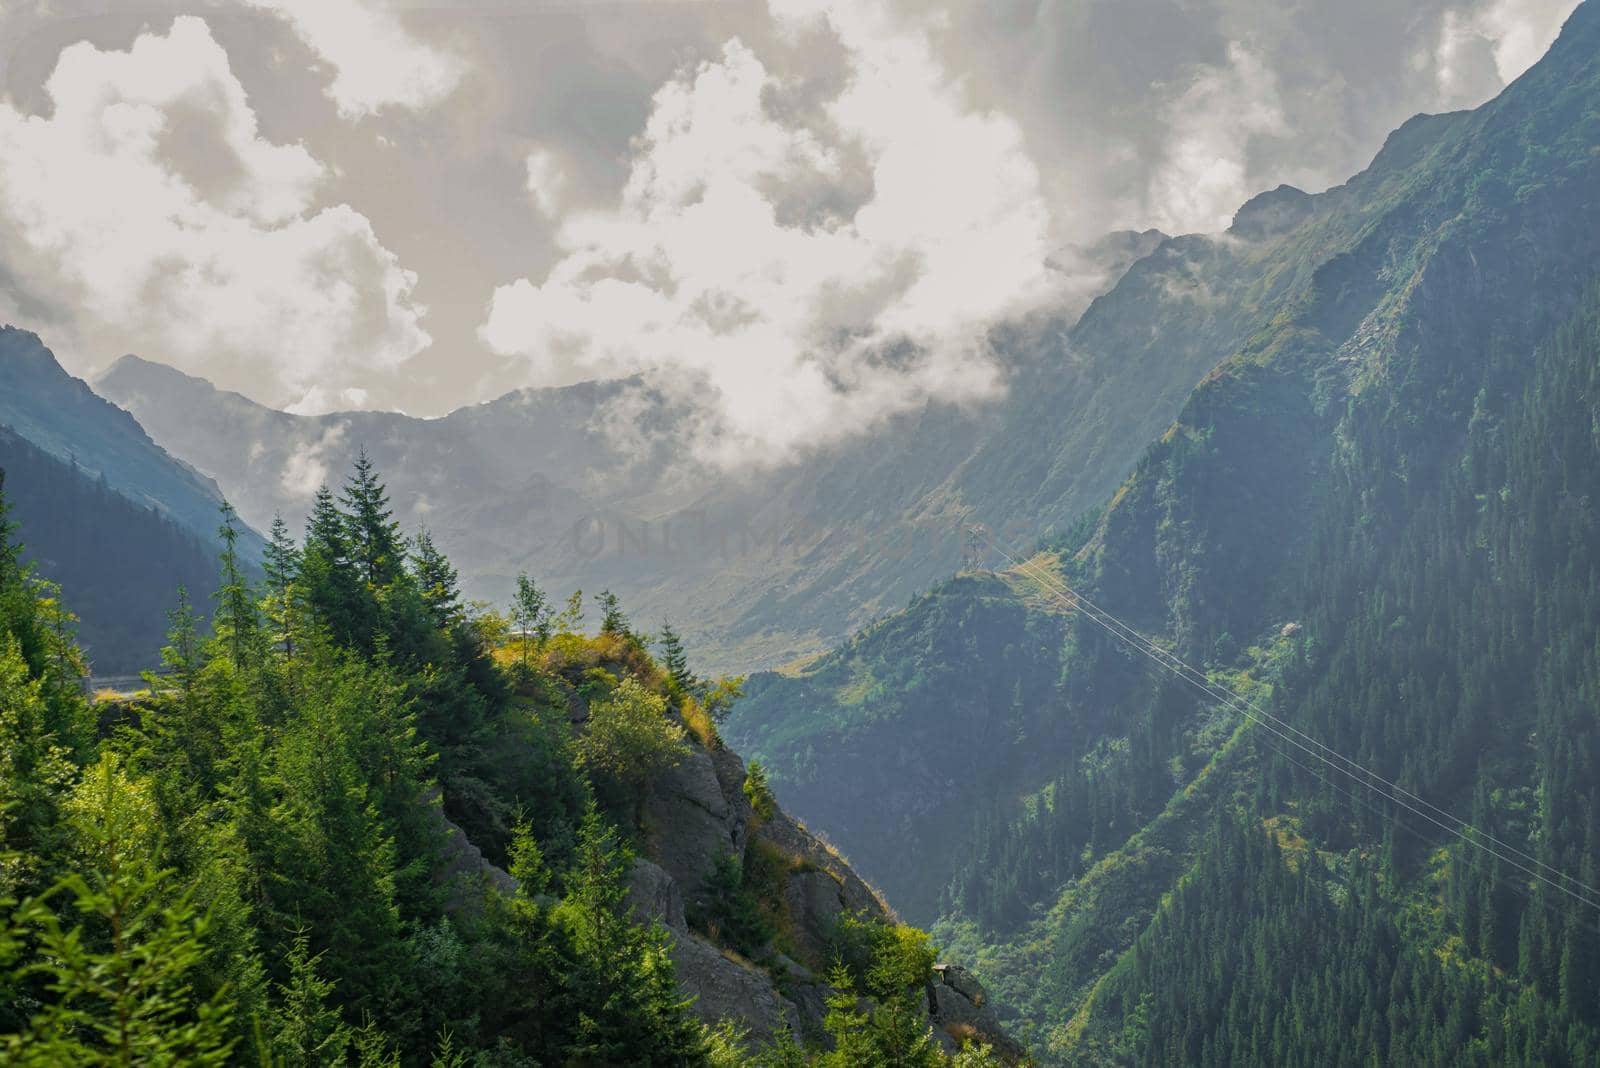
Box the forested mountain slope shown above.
[0,427,220,673]
[730,3,1600,1062]
[0,328,253,552]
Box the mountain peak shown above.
[1228,184,1314,239]
[0,326,252,548]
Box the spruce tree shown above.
[594,589,628,637]
[213,501,258,668]
[657,619,696,693]
[263,513,301,658]
[340,450,403,589]
[411,529,462,631]
[6,754,236,1067]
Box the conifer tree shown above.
[263,513,301,657]
[512,572,549,673]
[268,931,352,1067]
[6,754,235,1067]
[341,449,403,589]
[657,619,696,693]
[213,501,259,668]
[594,589,628,637]
[411,529,462,631]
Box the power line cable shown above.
[977,534,1600,915]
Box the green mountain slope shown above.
[0,328,254,552]
[0,427,221,673]
[730,2,1600,1060]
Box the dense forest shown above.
[0,451,1011,1065]
[0,427,222,674]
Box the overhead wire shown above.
[973,532,1600,917]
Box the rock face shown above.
[630,730,1027,1060]
[446,727,1027,1058]
[926,964,1028,1062]
[428,788,516,908]
[643,746,743,913]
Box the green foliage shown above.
[657,619,697,694]
[576,675,688,824]
[692,850,776,959]
[268,931,352,1067]
[702,674,746,724]
[593,589,628,637]
[744,760,777,822]
[816,962,942,1068]
[0,453,718,1066]
[6,753,235,1067]
[511,572,551,672]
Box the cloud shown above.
[245,0,464,119]
[482,0,1060,467]
[524,146,568,218]
[1437,0,1580,105]
[1146,43,1288,235]
[0,16,429,412]
[279,422,347,498]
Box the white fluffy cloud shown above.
[246,0,463,119]
[0,16,429,412]
[1476,0,1582,84]
[1147,43,1289,235]
[482,0,1059,467]
[524,147,568,218]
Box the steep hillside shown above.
[730,2,1600,1060]
[0,327,252,552]
[0,427,220,673]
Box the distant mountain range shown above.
[90,228,1205,671]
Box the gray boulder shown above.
[927,964,1029,1064]
[624,857,686,931]
[669,931,802,1046]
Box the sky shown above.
[0,0,1582,465]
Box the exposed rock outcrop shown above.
[926,964,1029,1063]
[644,745,741,912]
[634,732,1026,1060]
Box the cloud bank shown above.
[482,0,1061,467]
[0,16,429,413]
[245,0,464,119]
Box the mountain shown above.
[95,228,1181,672]
[0,327,259,672]
[0,427,221,674]
[729,3,1600,1061]
[0,327,253,550]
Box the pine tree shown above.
[553,808,705,1064]
[594,589,628,637]
[340,450,403,589]
[263,513,301,658]
[411,529,462,632]
[657,620,696,693]
[301,484,362,646]
[213,501,258,668]
[512,572,549,673]
[268,931,352,1068]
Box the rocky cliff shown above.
[434,714,1024,1059]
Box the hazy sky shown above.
[0,0,1581,463]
